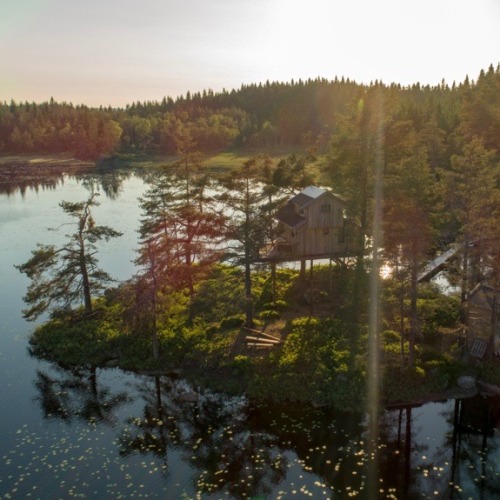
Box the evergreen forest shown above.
[1,65,499,161]
[8,64,500,408]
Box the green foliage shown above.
[265,316,365,409]
[262,299,288,311]
[219,314,245,330]
[258,310,280,320]
[382,329,401,343]
[382,366,428,402]
[478,361,500,386]
[228,355,253,376]
[417,294,461,328]
[190,265,246,322]
[30,305,124,367]
[258,269,298,307]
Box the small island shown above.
[4,68,499,411]
[18,171,500,412]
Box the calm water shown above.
[0,170,499,499]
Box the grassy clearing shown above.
[0,153,94,167]
[1,147,325,176]
[201,146,307,169]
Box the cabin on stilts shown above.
[257,186,361,312]
[260,185,359,263]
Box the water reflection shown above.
[120,376,288,497]
[27,362,500,499]
[34,365,129,424]
[0,163,89,196]
[78,169,136,200]
[449,397,500,499]
[0,163,140,198]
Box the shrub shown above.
[230,355,253,376]
[262,300,288,311]
[220,314,245,330]
[205,324,220,336]
[383,330,401,344]
[259,309,280,320]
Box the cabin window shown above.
[323,228,329,236]
[321,204,331,213]
[291,229,296,238]
[299,208,304,215]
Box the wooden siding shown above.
[303,192,343,229]
[276,220,355,257]
[468,286,500,355]
[268,188,359,261]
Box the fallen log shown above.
[245,335,281,344]
[242,327,281,342]
[246,342,275,348]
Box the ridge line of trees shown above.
[1,64,499,160]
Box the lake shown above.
[0,169,499,499]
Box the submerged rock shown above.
[457,375,476,390]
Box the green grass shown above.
[0,146,323,174]
[0,152,94,167]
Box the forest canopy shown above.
[1,64,499,161]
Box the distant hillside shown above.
[1,65,499,161]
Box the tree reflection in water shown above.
[378,397,500,499]
[34,365,129,424]
[448,396,500,499]
[32,364,500,498]
[119,376,288,497]
[79,169,134,200]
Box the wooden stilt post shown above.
[309,259,314,317]
[300,259,306,280]
[329,258,333,296]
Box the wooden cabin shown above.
[263,186,357,261]
[467,284,500,358]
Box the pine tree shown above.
[16,192,122,320]
[218,158,272,327]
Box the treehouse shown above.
[261,186,358,262]
[467,284,500,358]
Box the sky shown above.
[1,0,499,107]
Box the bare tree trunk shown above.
[151,292,159,360]
[79,248,93,315]
[399,279,406,370]
[244,177,253,328]
[408,260,418,368]
[461,238,469,304]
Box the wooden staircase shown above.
[243,327,283,349]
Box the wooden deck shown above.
[257,248,359,263]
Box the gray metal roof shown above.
[301,186,326,198]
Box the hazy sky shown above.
[1,0,499,107]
